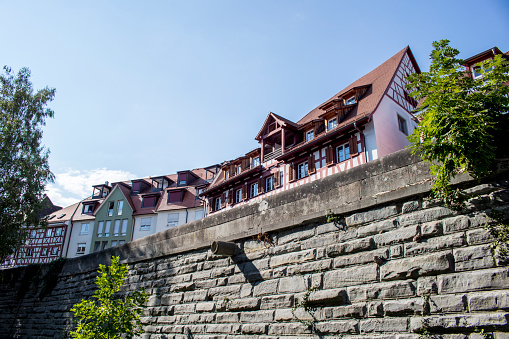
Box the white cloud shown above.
[46,168,137,208]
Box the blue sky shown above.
[2,0,508,207]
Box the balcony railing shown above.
[263,148,282,162]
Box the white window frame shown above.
[140,218,151,231]
[250,183,258,198]
[117,200,124,215]
[113,220,120,236]
[266,176,275,192]
[337,143,351,163]
[51,246,58,255]
[306,130,314,141]
[41,248,48,256]
[104,221,111,237]
[108,201,114,217]
[121,219,128,236]
[55,228,62,237]
[80,223,89,235]
[298,162,308,179]
[111,240,118,247]
[46,228,53,237]
[236,165,242,174]
[76,243,86,255]
[167,213,179,227]
[328,118,337,131]
[252,157,260,167]
[235,188,242,203]
[30,230,36,238]
[346,96,356,105]
[83,204,93,214]
[215,197,221,211]
[97,221,104,237]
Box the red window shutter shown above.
[221,193,226,208]
[227,190,233,205]
[308,155,316,174]
[326,145,334,166]
[230,165,235,178]
[258,178,264,193]
[289,164,295,182]
[274,170,280,187]
[350,136,359,156]
[208,198,213,213]
[242,184,248,200]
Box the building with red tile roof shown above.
[202,46,421,215]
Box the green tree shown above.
[71,256,148,339]
[406,40,509,207]
[0,66,55,259]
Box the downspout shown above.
[353,120,368,163]
[185,208,188,224]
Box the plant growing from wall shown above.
[405,40,509,208]
[70,256,147,339]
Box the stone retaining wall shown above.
[1,149,508,338]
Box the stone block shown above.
[278,275,307,293]
[429,294,466,313]
[241,323,267,334]
[301,232,339,250]
[307,288,347,306]
[211,266,235,278]
[215,312,239,323]
[327,237,374,257]
[357,218,399,238]
[206,323,240,334]
[438,267,509,294]
[467,228,495,245]
[366,301,384,317]
[417,276,438,296]
[208,285,241,301]
[324,264,378,288]
[391,245,404,258]
[399,207,455,227]
[411,313,509,332]
[171,282,195,293]
[421,221,443,237]
[239,310,274,323]
[405,233,465,257]
[443,215,471,233]
[380,251,453,281]
[334,248,389,268]
[227,298,260,311]
[269,249,315,268]
[346,206,398,227]
[314,320,359,334]
[195,302,215,313]
[253,280,278,297]
[287,259,332,275]
[374,225,420,247]
[182,290,208,303]
[173,304,196,314]
[260,294,293,309]
[239,283,252,298]
[360,317,409,333]
[277,227,315,245]
[454,244,495,271]
[161,293,183,305]
[330,302,366,318]
[468,290,509,312]
[384,298,425,315]
[267,322,312,335]
[402,201,420,214]
[347,280,416,303]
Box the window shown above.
[113,220,120,236]
[140,218,151,231]
[328,118,337,130]
[101,241,108,250]
[41,248,48,256]
[80,223,89,235]
[104,221,111,237]
[76,243,86,255]
[94,241,101,252]
[121,219,128,236]
[196,188,203,200]
[108,201,114,216]
[306,130,314,141]
[252,157,260,167]
[111,240,117,247]
[178,173,187,186]
[97,221,104,237]
[266,176,275,192]
[237,165,242,174]
[250,183,258,198]
[119,240,125,245]
[142,195,157,208]
[168,190,183,203]
[55,228,62,236]
[215,197,222,211]
[26,249,33,257]
[195,210,203,220]
[30,230,36,238]
[167,213,179,227]
[225,170,229,180]
[83,204,94,214]
[337,143,351,163]
[397,115,408,136]
[298,162,308,179]
[51,246,58,255]
[117,201,124,215]
[235,188,243,203]
[346,96,356,105]
[46,229,53,237]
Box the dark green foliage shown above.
[0,66,55,259]
[406,40,509,207]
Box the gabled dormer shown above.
[176,170,199,187]
[462,47,504,80]
[150,176,173,192]
[82,201,98,214]
[167,188,186,203]
[319,85,371,124]
[131,179,150,195]
[92,183,112,199]
[141,193,160,208]
[255,112,300,162]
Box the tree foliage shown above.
[406,40,509,206]
[0,66,55,259]
[71,256,147,339]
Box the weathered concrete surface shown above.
[1,148,509,338]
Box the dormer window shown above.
[168,189,185,203]
[224,170,229,180]
[236,165,242,174]
[306,130,314,141]
[82,203,94,214]
[92,184,111,199]
[107,201,114,216]
[328,118,337,131]
[142,194,159,208]
[346,96,356,105]
[151,177,170,192]
[252,157,260,167]
[131,181,141,193]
